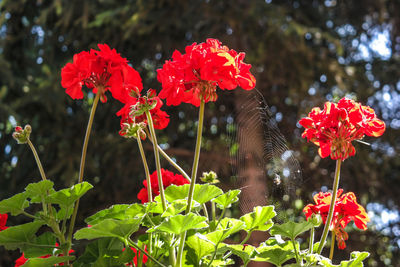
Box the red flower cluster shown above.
[15,244,74,266]
[157,38,256,106]
[123,246,148,266]
[299,97,385,160]
[137,169,189,203]
[117,89,170,137]
[0,213,8,231]
[303,189,369,249]
[61,44,142,103]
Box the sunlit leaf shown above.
[270,221,313,240]
[212,189,240,209]
[240,206,276,232]
[46,182,93,207]
[148,213,208,235]
[74,218,142,241]
[85,203,146,225]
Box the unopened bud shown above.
[24,125,32,134]
[200,171,220,184]
[310,214,322,227]
[12,125,31,144]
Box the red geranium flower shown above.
[0,213,8,231]
[157,38,256,106]
[299,97,385,160]
[303,189,369,249]
[15,244,74,266]
[123,246,148,266]
[117,90,170,137]
[61,44,142,103]
[137,168,189,203]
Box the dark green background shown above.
[0,0,399,266]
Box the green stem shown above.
[128,238,167,267]
[292,238,300,264]
[211,202,216,221]
[329,231,335,260]
[137,137,152,202]
[22,211,39,220]
[317,159,342,255]
[67,90,101,246]
[202,203,209,221]
[145,110,167,211]
[27,139,47,181]
[145,128,191,182]
[176,100,205,267]
[308,226,315,254]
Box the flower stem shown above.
[27,139,47,181]
[308,226,315,254]
[329,231,335,260]
[145,110,167,211]
[67,90,101,246]
[317,159,342,255]
[176,100,205,267]
[292,238,300,264]
[137,136,152,202]
[145,128,191,182]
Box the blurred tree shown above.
[0,0,399,266]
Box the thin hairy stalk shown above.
[145,128,191,182]
[67,90,101,247]
[308,226,315,254]
[292,238,300,264]
[329,231,336,260]
[211,202,216,221]
[145,110,167,211]
[317,159,342,254]
[137,136,152,202]
[27,139,47,181]
[128,238,167,267]
[202,203,209,221]
[176,100,205,267]
[223,231,252,260]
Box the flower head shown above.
[61,44,142,103]
[0,213,8,231]
[117,89,170,138]
[137,168,189,203]
[303,189,369,249]
[157,38,256,106]
[299,97,385,160]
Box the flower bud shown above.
[12,125,31,144]
[200,171,220,184]
[310,213,322,227]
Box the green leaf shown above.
[148,213,208,235]
[22,256,75,266]
[0,221,44,250]
[254,240,296,266]
[23,232,56,258]
[186,233,218,260]
[212,189,240,209]
[270,221,313,240]
[218,244,256,265]
[74,218,142,241]
[240,206,276,232]
[85,204,146,225]
[215,218,246,241]
[46,182,93,208]
[0,192,29,216]
[162,199,187,217]
[25,180,54,203]
[74,238,128,267]
[320,251,370,267]
[164,184,223,205]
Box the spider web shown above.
[228,89,302,221]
